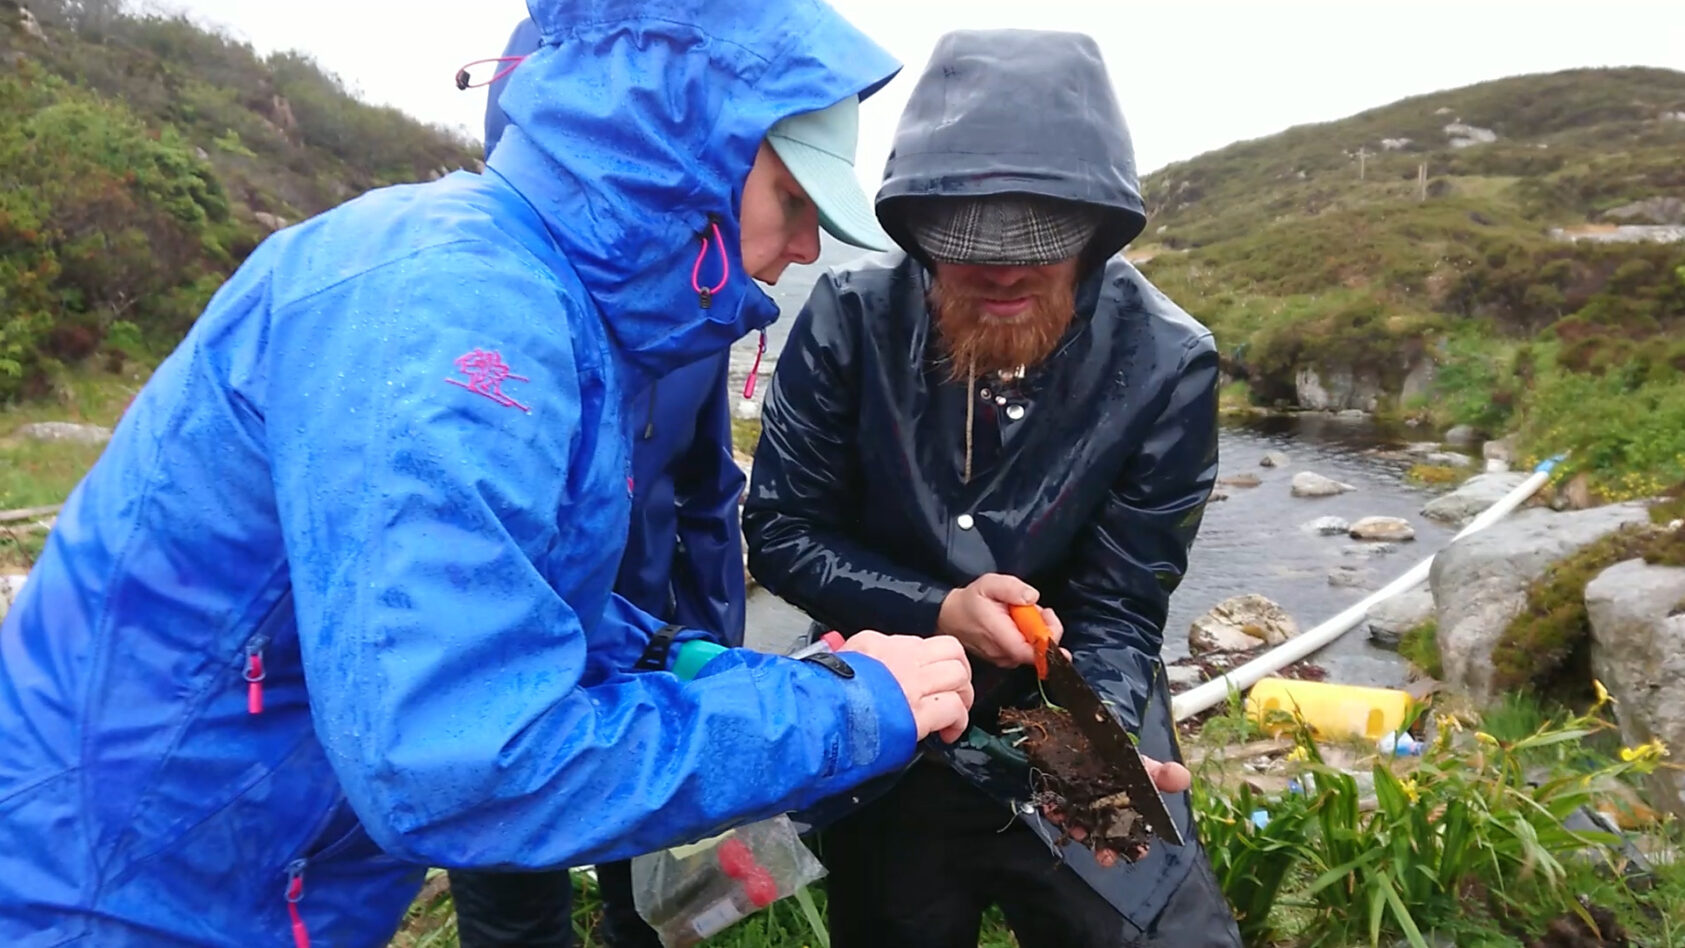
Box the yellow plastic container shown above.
[1245,677,1415,742]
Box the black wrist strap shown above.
[799,650,855,679]
[634,624,684,671]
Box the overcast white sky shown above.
[156,1,1685,190]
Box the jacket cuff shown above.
[796,652,919,794]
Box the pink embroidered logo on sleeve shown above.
[446,348,530,413]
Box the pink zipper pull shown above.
[742,330,767,400]
[285,859,311,948]
[244,645,266,715]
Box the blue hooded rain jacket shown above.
[0,2,904,945]
[485,17,747,645]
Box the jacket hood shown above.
[485,0,900,379]
[874,29,1145,271]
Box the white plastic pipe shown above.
[1170,455,1563,722]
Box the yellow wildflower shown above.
[1619,738,1669,765]
[1285,746,1310,763]
[1592,679,1613,710]
[1400,777,1421,804]
[1474,731,1499,747]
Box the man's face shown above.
[738,142,821,285]
[928,259,1080,380]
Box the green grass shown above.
[1189,684,1268,751]
[0,364,143,512]
[1441,175,1525,201]
[1475,692,1557,745]
[731,416,763,458]
[1404,464,1468,488]
[1218,379,1254,416]
[1397,619,1442,680]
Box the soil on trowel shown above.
[999,705,1155,867]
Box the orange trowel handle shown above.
[1008,604,1051,680]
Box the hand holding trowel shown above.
[999,605,1186,866]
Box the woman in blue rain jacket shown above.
[448,27,754,947]
[485,20,750,650]
[0,2,962,946]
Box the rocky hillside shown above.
[1136,67,1685,500]
[0,0,480,400]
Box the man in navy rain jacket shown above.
[745,27,1239,948]
[0,2,979,946]
[446,17,827,946]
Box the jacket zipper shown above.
[236,587,294,715]
[284,858,311,947]
[242,630,271,715]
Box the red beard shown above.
[928,270,1076,382]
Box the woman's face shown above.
[738,142,821,285]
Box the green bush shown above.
[1428,334,1516,433]
[267,51,472,187]
[1519,370,1685,497]
[0,67,235,396]
[0,5,481,401]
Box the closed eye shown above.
[781,185,811,216]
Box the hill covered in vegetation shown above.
[1136,66,1685,498]
[0,0,480,400]
[4,4,1682,502]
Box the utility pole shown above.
[1355,146,1371,181]
[1418,162,1428,201]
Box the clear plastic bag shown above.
[630,814,827,947]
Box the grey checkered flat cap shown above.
[908,195,1103,266]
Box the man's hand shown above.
[936,573,1065,669]
[838,631,974,743]
[1144,756,1191,794]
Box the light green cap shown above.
[767,95,893,252]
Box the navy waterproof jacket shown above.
[487,17,747,645]
[0,3,906,945]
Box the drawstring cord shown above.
[454,56,527,91]
[690,217,730,309]
[683,217,763,402]
[963,365,976,485]
[743,331,766,400]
